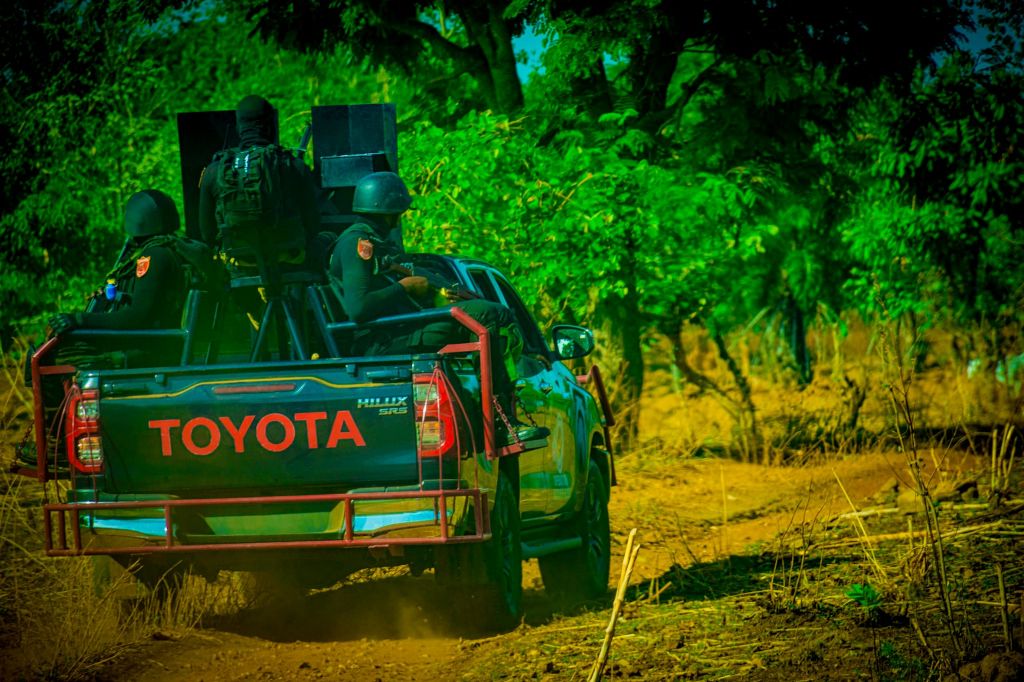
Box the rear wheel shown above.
[539,459,610,604]
[480,469,523,624]
[440,464,523,630]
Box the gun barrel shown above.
[296,123,312,156]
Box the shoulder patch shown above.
[357,238,374,261]
[136,256,151,278]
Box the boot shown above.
[495,394,549,451]
[504,420,550,450]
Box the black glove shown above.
[48,313,82,335]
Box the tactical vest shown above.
[90,236,219,313]
[212,145,306,264]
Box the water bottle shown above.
[104,279,117,302]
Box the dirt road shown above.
[90,451,929,681]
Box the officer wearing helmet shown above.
[329,171,548,448]
[48,189,202,333]
[328,171,426,322]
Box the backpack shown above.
[212,145,306,262]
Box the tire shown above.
[539,459,610,604]
[444,466,523,630]
[478,468,523,627]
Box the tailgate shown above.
[94,363,418,494]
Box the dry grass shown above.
[1,316,1021,679]
[0,349,249,679]
[0,470,255,679]
[451,439,1021,680]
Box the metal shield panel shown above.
[310,104,400,247]
[311,104,398,189]
[176,110,238,241]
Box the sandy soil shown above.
[2,351,1016,681]
[86,448,988,682]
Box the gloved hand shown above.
[48,313,82,335]
[398,276,432,300]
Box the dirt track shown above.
[90,451,924,681]
[3,350,1012,680]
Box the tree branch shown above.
[392,18,484,69]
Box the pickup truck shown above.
[22,252,616,625]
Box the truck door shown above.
[465,269,549,518]
[491,274,581,512]
[489,273,578,517]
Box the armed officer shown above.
[329,171,549,449]
[49,189,204,334]
[197,94,324,272]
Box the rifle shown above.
[295,122,312,157]
[380,255,478,304]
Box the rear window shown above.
[469,270,500,301]
[493,276,547,356]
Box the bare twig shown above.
[837,508,903,519]
[876,303,962,655]
[911,616,933,658]
[996,564,1011,650]
[832,470,886,582]
[814,521,1002,549]
[588,528,640,682]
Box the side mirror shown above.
[551,325,595,360]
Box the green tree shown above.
[246,0,530,114]
[843,51,1024,371]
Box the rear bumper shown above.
[43,488,490,557]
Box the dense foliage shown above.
[2,0,1021,443]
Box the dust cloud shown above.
[210,568,504,643]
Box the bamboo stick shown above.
[815,520,1003,549]
[588,528,640,682]
[832,470,885,581]
[996,563,1010,650]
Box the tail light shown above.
[66,386,102,473]
[413,373,456,459]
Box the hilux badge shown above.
[356,396,408,416]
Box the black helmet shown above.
[352,172,412,215]
[124,189,180,238]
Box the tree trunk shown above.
[712,331,760,460]
[599,234,644,449]
[626,1,701,126]
[569,59,614,119]
[455,1,524,113]
[786,293,811,385]
[602,295,644,451]
[665,322,729,400]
